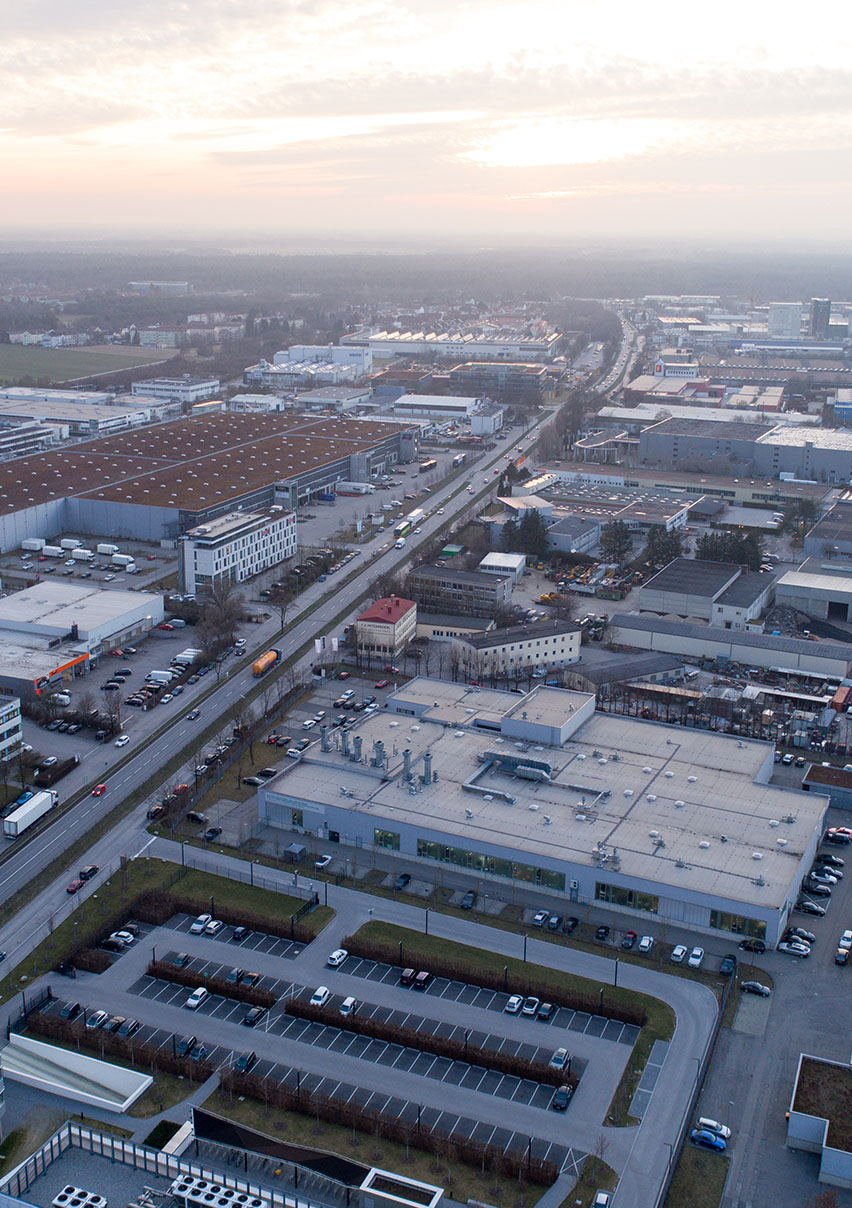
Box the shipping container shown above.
[22,538,45,552]
[4,789,58,837]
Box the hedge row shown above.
[342,933,646,1028]
[28,1010,214,1082]
[220,1069,558,1187]
[148,960,276,1008]
[284,997,572,1088]
[134,891,316,945]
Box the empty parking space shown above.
[169,914,303,960]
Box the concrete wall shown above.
[0,499,68,555]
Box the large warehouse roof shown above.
[0,413,411,515]
[613,612,850,662]
[270,690,824,910]
[0,582,159,632]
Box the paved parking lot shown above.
[342,954,640,1048]
[169,914,304,959]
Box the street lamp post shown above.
[522,933,528,962]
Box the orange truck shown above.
[252,648,281,677]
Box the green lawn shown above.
[0,344,175,384]
[664,1145,729,1208]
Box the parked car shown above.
[460,890,476,910]
[231,927,250,942]
[172,952,191,968]
[504,995,523,1015]
[740,981,771,997]
[563,916,579,935]
[546,914,562,932]
[315,854,333,870]
[595,925,611,942]
[787,927,817,944]
[204,827,222,841]
[521,996,540,1016]
[551,1085,573,1111]
[327,949,348,968]
[117,1018,140,1037]
[176,1034,197,1057]
[549,1047,569,1070]
[638,935,654,954]
[190,914,212,934]
[205,919,224,936]
[719,955,736,976]
[621,930,637,950]
[778,940,811,957]
[85,1010,109,1030]
[243,1006,267,1027]
[698,1117,732,1140]
[687,946,705,969]
[394,873,411,891]
[689,1129,726,1153]
[414,971,432,990]
[235,1051,257,1072]
[532,910,549,927]
[339,996,357,1018]
[185,988,209,1010]
[803,882,831,898]
[738,938,766,953]
[820,854,845,869]
[537,1001,555,1020]
[59,1001,82,1020]
[310,986,331,1007]
[796,899,826,916]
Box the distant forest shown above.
[1,245,851,310]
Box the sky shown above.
[2,0,852,244]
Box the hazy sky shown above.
[2,0,851,242]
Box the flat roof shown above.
[715,571,774,607]
[185,508,288,540]
[642,558,737,598]
[479,553,526,568]
[805,500,852,545]
[538,461,830,502]
[462,619,579,650]
[0,582,159,630]
[271,693,825,909]
[642,417,774,439]
[803,765,852,789]
[0,413,411,515]
[574,652,684,685]
[757,427,852,449]
[417,612,494,630]
[777,569,852,597]
[409,565,511,586]
[613,612,851,662]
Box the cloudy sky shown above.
[2,0,851,243]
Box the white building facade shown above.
[0,698,22,763]
[131,377,220,403]
[180,508,297,595]
[453,620,581,678]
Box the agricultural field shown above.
[0,344,175,384]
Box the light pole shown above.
[522,932,528,962]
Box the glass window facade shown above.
[709,910,766,939]
[417,839,564,890]
[374,828,400,850]
[596,883,659,914]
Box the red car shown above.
[338,671,351,680]
[146,554,156,561]
[375,679,389,689]
[158,622,174,631]
[384,665,400,674]
[66,879,85,894]
[91,784,107,797]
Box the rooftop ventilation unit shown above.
[577,753,586,760]
[777,837,788,846]
[769,819,780,828]
[699,841,711,849]
[665,771,674,779]
[544,815,552,825]
[688,775,697,783]
[647,794,657,802]
[624,788,633,797]
[643,766,652,774]
[648,830,660,839]
[675,800,685,808]
[528,803,539,811]
[465,809,474,819]
[752,852,763,860]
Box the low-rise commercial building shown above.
[355,596,417,660]
[775,559,852,623]
[640,558,774,628]
[415,613,496,642]
[179,507,297,596]
[258,679,827,944]
[477,553,526,581]
[407,565,513,615]
[131,376,220,403]
[545,515,601,554]
[453,619,580,679]
[448,362,551,403]
[611,613,851,678]
[804,497,852,558]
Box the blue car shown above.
[689,1129,726,1153]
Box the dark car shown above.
[147,804,164,820]
[563,916,579,935]
[460,890,476,910]
[243,1006,267,1027]
[804,881,831,897]
[231,927,250,942]
[785,927,816,944]
[191,1044,209,1061]
[690,1129,726,1153]
[204,827,222,841]
[172,952,191,968]
[621,930,637,950]
[546,914,562,932]
[186,811,207,824]
[235,1051,257,1072]
[819,854,845,869]
[79,865,99,881]
[719,954,737,976]
[176,1034,196,1057]
[537,1001,555,1021]
[226,968,245,984]
[117,1018,140,1037]
[595,925,611,942]
[394,873,411,891]
[59,1001,81,1020]
[414,971,433,990]
[796,899,827,916]
[100,938,124,953]
[740,980,771,997]
[737,938,766,953]
[104,1016,126,1033]
[399,968,416,986]
[241,972,261,986]
[551,1085,573,1111]
[824,831,851,846]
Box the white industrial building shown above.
[768,304,803,339]
[341,328,561,361]
[775,561,852,623]
[243,360,357,391]
[383,395,482,421]
[0,698,22,764]
[639,559,775,629]
[179,507,297,596]
[477,553,527,581]
[276,345,373,374]
[452,619,581,679]
[130,377,220,403]
[258,679,827,945]
[611,613,851,678]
